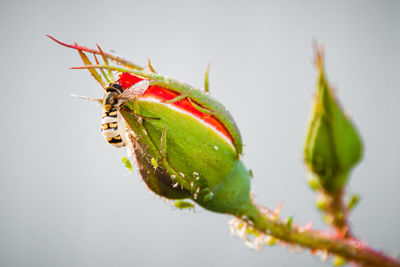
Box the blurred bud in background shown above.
[303,47,363,193]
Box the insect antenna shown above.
[71,94,102,104]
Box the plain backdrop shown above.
[0,1,399,266]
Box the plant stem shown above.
[242,204,400,267]
[321,188,353,238]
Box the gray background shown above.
[0,0,399,266]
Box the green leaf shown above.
[204,63,211,93]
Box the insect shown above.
[150,157,159,170]
[174,200,195,210]
[101,82,126,147]
[75,79,150,148]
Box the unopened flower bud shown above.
[119,73,254,216]
[304,51,363,193]
[47,35,257,218]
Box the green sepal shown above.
[121,102,190,199]
[196,160,253,215]
[131,98,237,189]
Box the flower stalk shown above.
[238,204,399,267]
[304,44,363,239]
[320,187,353,238]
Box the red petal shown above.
[118,72,234,145]
[143,86,234,145]
[118,73,144,90]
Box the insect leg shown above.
[164,94,187,103]
[187,98,215,114]
[160,124,167,160]
[120,107,161,120]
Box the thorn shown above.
[147,59,156,73]
[272,202,283,219]
[204,62,211,93]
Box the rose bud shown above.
[303,51,363,193]
[117,72,254,216]
[47,35,256,217]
